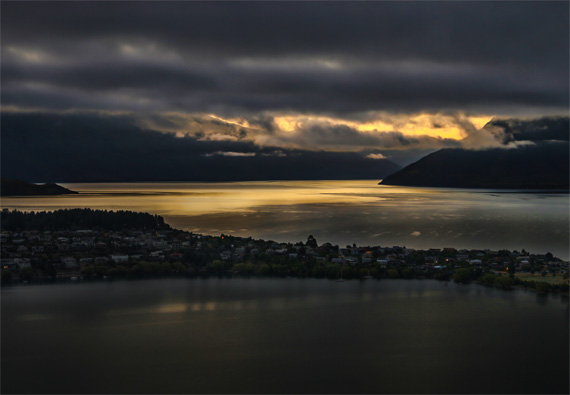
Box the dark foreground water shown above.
[2,278,568,394]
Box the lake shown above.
[1,180,568,259]
[1,278,568,394]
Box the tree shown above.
[452,268,472,284]
[208,260,225,273]
[479,273,497,285]
[20,267,35,282]
[325,264,340,279]
[494,276,514,289]
[258,263,271,275]
[306,235,318,248]
[387,269,399,279]
[1,269,13,284]
[172,262,186,273]
[535,282,550,294]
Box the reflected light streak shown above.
[155,303,187,314]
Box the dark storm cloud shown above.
[1,1,568,116]
[0,112,402,182]
[487,117,570,143]
[2,2,566,67]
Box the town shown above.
[1,209,568,293]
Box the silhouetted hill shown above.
[1,179,78,196]
[380,142,569,189]
[1,112,401,182]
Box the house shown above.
[111,255,129,263]
[14,258,32,269]
[61,257,78,269]
[377,259,388,267]
[346,257,358,265]
[71,242,84,250]
[362,252,374,263]
[17,245,29,253]
[31,245,45,253]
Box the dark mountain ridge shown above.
[380,141,569,189]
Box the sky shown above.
[1,1,569,175]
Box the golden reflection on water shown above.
[103,293,388,319]
[0,180,464,218]
[1,180,387,215]
[155,303,187,314]
[2,180,568,258]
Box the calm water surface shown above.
[2,278,568,394]
[1,180,568,258]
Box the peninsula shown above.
[1,209,567,294]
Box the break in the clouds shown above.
[1,1,568,160]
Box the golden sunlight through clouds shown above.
[273,113,493,140]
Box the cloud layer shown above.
[1,2,568,175]
[2,2,568,117]
[0,112,402,182]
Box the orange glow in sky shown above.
[273,113,493,140]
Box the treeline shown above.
[0,208,170,231]
[452,268,569,293]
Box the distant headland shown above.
[380,142,569,189]
[0,179,78,197]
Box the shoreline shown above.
[3,272,569,297]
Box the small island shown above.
[1,179,78,197]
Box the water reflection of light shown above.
[2,180,568,259]
[155,303,187,313]
[19,313,51,321]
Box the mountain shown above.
[380,116,569,189]
[380,141,569,189]
[1,179,78,196]
[1,112,401,182]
